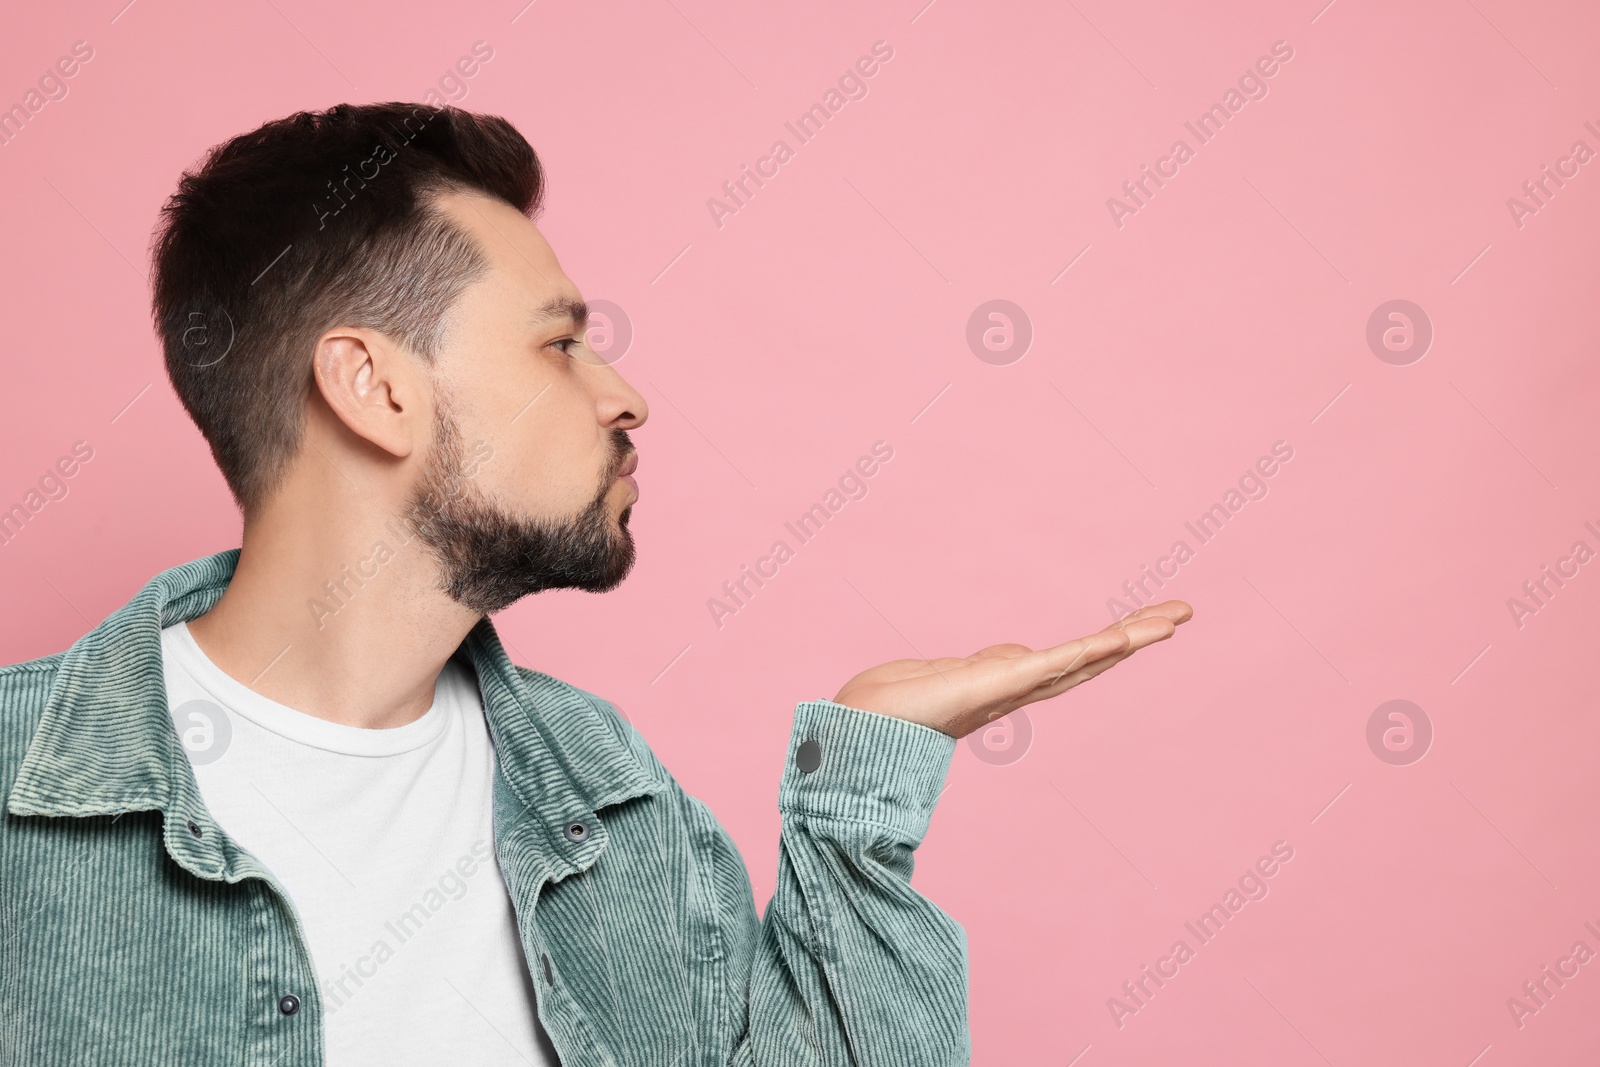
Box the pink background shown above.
[3,0,1598,1062]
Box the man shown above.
[0,103,1190,1066]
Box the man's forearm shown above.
[734,700,969,1066]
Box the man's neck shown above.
[185,504,481,731]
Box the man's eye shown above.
[553,335,604,365]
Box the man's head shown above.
[151,103,647,614]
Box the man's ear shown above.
[310,328,424,460]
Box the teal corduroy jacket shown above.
[0,550,969,1065]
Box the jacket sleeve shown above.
[727,698,970,1067]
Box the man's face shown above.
[402,191,648,614]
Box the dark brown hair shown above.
[150,103,543,511]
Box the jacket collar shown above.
[6,549,664,878]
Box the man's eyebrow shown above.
[527,297,588,332]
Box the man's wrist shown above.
[778,699,957,844]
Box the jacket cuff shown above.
[778,699,957,843]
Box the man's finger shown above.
[1013,629,1131,692]
[1028,648,1134,701]
[1027,619,1179,702]
[1034,617,1172,686]
[1024,614,1177,697]
[1115,615,1178,651]
[970,643,1034,661]
[1111,600,1193,629]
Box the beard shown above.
[402,399,636,615]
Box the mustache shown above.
[604,428,634,482]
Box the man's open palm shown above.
[833,601,1193,739]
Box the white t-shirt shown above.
[161,621,559,1066]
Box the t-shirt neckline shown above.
[163,620,458,757]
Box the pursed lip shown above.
[617,451,638,478]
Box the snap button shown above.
[796,739,822,773]
[562,819,589,844]
[277,993,301,1016]
[186,819,203,839]
[541,953,554,985]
